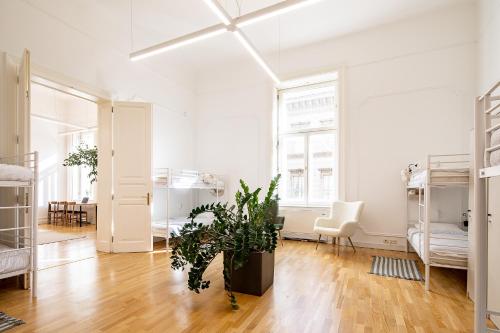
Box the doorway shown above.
[30,78,99,269]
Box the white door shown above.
[18,49,30,157]
[17,50,31,240]
[112,102,152,252]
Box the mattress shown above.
[491,128,500,166]
[407,168,469,187]
[407,224,468,268]
[0,164,33,182]
[0,244,30,275]
[152,215,213,238]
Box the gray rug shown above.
[0,312,24,332]
[38,230,86,245]
[369,256,423,281]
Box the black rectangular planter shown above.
[224,251,275,296]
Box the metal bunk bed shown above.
[153,168,224,250]
[474,80,500,333]
[406,153,470,291]
[0,152,38,297]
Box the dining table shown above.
[75,202,98,228]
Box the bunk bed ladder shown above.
[475,81,500,333]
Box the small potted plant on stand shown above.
[170,175,281,309]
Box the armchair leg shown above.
[316,234,321,250]
[337,237,340,256]
[348,237,356,253]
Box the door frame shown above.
[28,62,113,252]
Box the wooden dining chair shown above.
[66,201,77,226]
[55,201,68,225]
[48,201,57,224]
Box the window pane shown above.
[279,135,306,204]
[308,132,337,204]
[279,85,336,132]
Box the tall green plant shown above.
[170,175,281,309]
[63,144,98,184]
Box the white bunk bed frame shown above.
[474,80,500,333]
[406,153,470,291]
[153,168,224,250]
[0,152,38,297]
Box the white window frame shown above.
[67,131,97,201]
[275,79,341,208]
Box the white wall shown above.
[0,0,197,168]
[195,3,477,248]
[31,117,66,222]
[0,1,195,115]
[478,0,500,326]
[0,1,198,224]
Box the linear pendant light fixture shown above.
[130,25,227,61]
[130,0,325,83]
[232,30,280,84]
[235,0,326,28]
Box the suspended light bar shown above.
[129,0,325,83]
[202,0,232,25]
[130,24,226,61]
[235,0,326,28]
[233,30,280,84]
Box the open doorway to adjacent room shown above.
[30,78,99,269]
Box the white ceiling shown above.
[23,0,471,79]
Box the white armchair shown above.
[313,201,364,253]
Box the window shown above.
[276,81,339,207]
[68,131,96,200]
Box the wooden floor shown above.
[37,224,97,270]
[0,226,474,333]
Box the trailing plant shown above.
[170,175,281,309]
[63,144,98,184]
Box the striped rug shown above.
[369,256,423,281]
[0,312,24,332]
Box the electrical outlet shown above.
[383,239,398,245]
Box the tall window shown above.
[68,131,96,200]
[276,81,339,207]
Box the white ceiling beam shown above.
[58,127,98,136]
[31,114,90,130]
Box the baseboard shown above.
[283,231,406,252]
[352,241,406,252]
[37,217,48,224]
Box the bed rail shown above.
[405,153,471,292]
[0,151,38,298]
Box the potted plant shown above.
[63,144,98,183]
[170,175,281,309]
